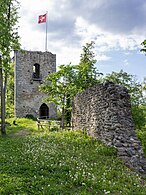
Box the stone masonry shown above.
[72,81,146,175]
[14,50,56,118]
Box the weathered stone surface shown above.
[72,81,146,175]
[14,50,56,118]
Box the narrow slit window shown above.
[33,63,40,80]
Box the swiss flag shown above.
[38,14,47,24]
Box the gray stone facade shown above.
[14,50,56,118]
[72,81,146,175]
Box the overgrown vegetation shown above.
[0,118,145,194]
[6,62,14,118]
[104,70,146,130]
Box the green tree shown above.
[104,70,146,130]
[76,41,102,90]
[140,40,146,53]
[6,62,14,118]
[40,42,102,127]
[40,64,77,128]
[0,0,20,135]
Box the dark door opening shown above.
[39,103,49,119]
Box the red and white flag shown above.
[38,14,47,24]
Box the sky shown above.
[18,0,146,82]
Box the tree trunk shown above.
[0,65,6,135]
[61,96,65,129]
[0,1,11,136]
[65,95,71,126]
[61,106,65,129]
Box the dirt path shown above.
[10,129,31,137]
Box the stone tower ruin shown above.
[14,50,56,119]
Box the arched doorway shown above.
[39,103,49,119]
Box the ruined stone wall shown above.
[14,50,56,118]
[72,81,146,175]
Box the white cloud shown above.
[96,54,111,62]
[123,59,129,66]
[74,16,144,55]
[56,46,81,65]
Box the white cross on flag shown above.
[38,14,47,24]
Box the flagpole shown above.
[45,11,48,51]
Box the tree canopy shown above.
[105,70,146,130]
[76,41,102,90]
[140,39,146,54]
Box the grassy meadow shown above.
[0,118,145,194]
